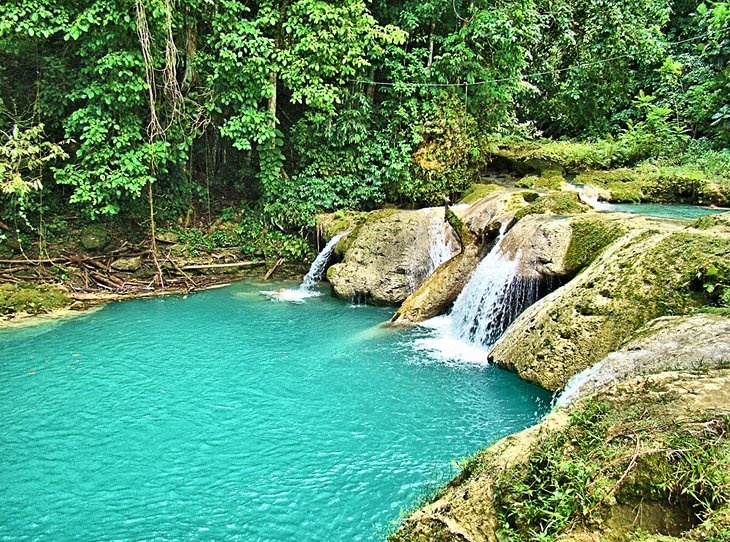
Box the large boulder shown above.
[558,313,730,406]
[490,225,730,391]
[390,189,533,324]
[326,207,458,305]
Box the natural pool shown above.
[601,202,727,219]
[0,281,551,541]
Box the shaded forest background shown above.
[0,0,728,258]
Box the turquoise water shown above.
[0,281,550,541]
[604,202,726,219]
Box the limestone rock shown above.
[490,225,730,391]
[390,189,531,323]
[111,256,143,272]
[80,225,112,251]
[327,207,457,305]
[557,313,730,406]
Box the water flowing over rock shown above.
[391,189,533,324]
[265,231,349,302]
[300,230,351,292]
[490,224,730,391]
[327,207,454,305]
[557,313,730,406]
[449,241,541,349]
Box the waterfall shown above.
[449,231,541,348]
[413,226,543,364]
[264,230,349,303]
[300,230,350,292]
[408,211,459,291]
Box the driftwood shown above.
[262,258,285,280]
[182,261,258,270]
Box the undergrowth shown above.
[493,400,730,542]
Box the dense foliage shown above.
[0,0,728,238]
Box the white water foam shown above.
[264,230,350,303]
[413,225,541,365]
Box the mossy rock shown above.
[692,212,730,232]
[564,218,628,273]
[459,183,502,205]
[80,225,112,251]
[512,191,588,224]
[575,166,730,206]
[490,227,730,391]
[0,284,72,315]
[489,139,625,173]
[390,369,730,542]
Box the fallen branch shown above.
[262,258,285,280]
[182,261,258,270]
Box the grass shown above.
[492,399,730,541]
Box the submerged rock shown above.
[490,225,730,391]
[327,207,457,305]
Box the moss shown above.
[692,213,730,232]
[458,183,502,204]
[565,219,628,273]
[512,191,587,223]
[491,396,730,542]
[319,209,400,255]
[533,174,565,191]
[575,166,730,206]
[489,139,627,173]
[0,284,72,315]
[514,175,540,189]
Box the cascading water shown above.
[408,212,459,292]
[414,226,543,364]
[264,230,350,302]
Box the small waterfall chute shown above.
[413,226,543,364]
[407,211,459,292]
[264,230,350,303]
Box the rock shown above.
[557,313,730,406]
[390,207,486,324]
[390,189,532,323]
[490,225,730,391]
[391,209,636,326]
[455,187,531,235]
[692,210,730,232]
[111,256,143,272]
[390,369,730,542]
[80,225,112,251]
[575,167,730,206]
[155,230,179,244]
[327,207,458,305]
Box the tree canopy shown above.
[0,0,727,230]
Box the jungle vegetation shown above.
[0,0,728,255]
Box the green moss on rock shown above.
[512,191,587,223]
[575,166,730,206]
[0,284,72,315]
[390,370,730,542]
[565,219,628,273]
[459,183,502,205]
[490,228,730,391]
